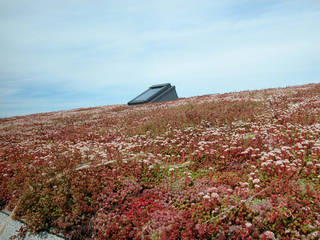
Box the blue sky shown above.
[0,0,319,118]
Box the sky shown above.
[0,0,319,118]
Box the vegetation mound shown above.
[1,84,320,239]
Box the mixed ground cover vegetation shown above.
[1,84,320,239]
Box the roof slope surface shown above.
[1,84,320,239]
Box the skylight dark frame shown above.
[128,83,177,105]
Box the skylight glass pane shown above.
[133,88,162,102]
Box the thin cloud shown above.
[0,0,319,117]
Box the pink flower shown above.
[312,231,319,238]
[207,187,218,193]
[261,230,275,239]
[253,178,260,184]
[203,194,210,200]
[245,222,252,228]
[211,192,219,198]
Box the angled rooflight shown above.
[128,83,178,105]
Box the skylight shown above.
[128,83,178,105]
